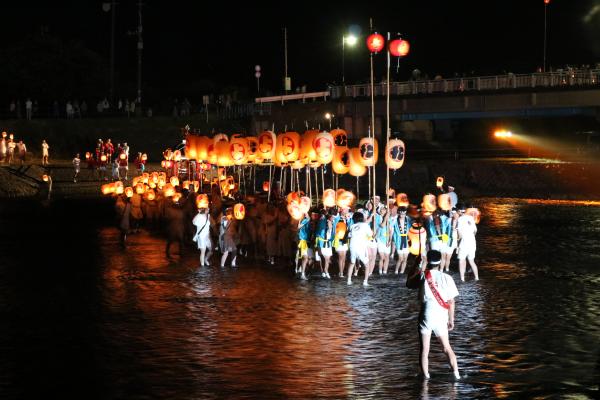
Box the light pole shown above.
[342,34,357,86]
[543,0,550,72]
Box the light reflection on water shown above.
[0,198,599,399]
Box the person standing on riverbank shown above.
[16,141,27,164]
[72,153,80,182]
[41,140,49,166]
[407,250,460,380]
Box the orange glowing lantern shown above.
[172,192,182,203]
[114,181,124,194]
[389,39,410,57]
[207,143,218,165]
[42,174,49,182]
[135,183,146,194]
[332,147,350,174]
[100,154,107,162]
[124,187,134,198]
[436,176,444,188]
[163,183,175,197]
[145,189,156,201]
[246,136,258,163]
[422,194,437,213]
[229,135,249,165]
[335,220,347,240]
[408,223,426,255]
[396,193,409,207]
[173,150,182,162]
[277,132,301,162]
[290,160,306,170]
[385,139,405,169]
[215,140,234,166]
[161,160,166,168]
[192,181,200,192]
[234,203,246,220]
[313,131,334,164]
[367,32,385,53]
[163,148,173,160]
[348,147,367,177]
[287,202,303,220]
[336,190,356,209]
[299,196,311,214]
[466,207,481,224]
[196,194,209,209]
[182,180,191,190]
[263,181,270,192]
[300,130,318,163]
[132,176,141,186]
[85,152,91,160]
[438,194,452,211]
[213,133,229,144]
[101,184,112,195]
[9,133,13,140]
[170,176,180,186]
[322,189,336,208]
[358,137,378,167]
[119,152,127,160]
[331,128,348,148]
[287,191,300,205]
[141,153,147,161]
[257,131,276,160]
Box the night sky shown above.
[2,1,600,96]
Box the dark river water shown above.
[0,197,599,399]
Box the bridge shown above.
[253,69,600,140]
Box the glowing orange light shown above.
[494,130,513,138]
[367,33,385,53]
[389,39,410,57]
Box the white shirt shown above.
[457,214,477,244]
[42,142,49,156]
[420,269,459,318]
[349,222,373,250]
[192,212,210,240]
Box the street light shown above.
[342,34,357,86]
[325,112,334,130]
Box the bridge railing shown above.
[332,69,600,99]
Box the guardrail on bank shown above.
[331,69,600,99]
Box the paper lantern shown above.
[246,136,258,163]
[119,152,127,160]
[182,180,191,190]
[163,149,173,160]
[438,194,452,211]
[206,143,218,165]
[332,147,350,174]
[348,148,367,177]
[196,194,209,209]
[42,174,49,182]
[336,190,356,208]
[313,131,334,164]
[101,184,112,195]
[213,133,229,144]
[132,176,141,186]
[436,176,444,188]
[396,193,409,207]
[215,140,234,166]
[367,32,385,53]
[85,152,91,160]
[300,130,318,163]
[422,194,437,213]
[145,189,156,201]
[331,129,348,148]
[100,154,107,162]
[408,223,426,256]
[358,137,378,167]
[466,207,481,224]
[287,191,300,205]
[141,173,149,184]
[192,181,200,192]
[287,202,303,220]
[124,187,134,198]
[262,181,270,192]
[135,183,146,194]
[114,181,124,194]
[385,139,405,169]
[277,132,301,162]
[234,203,246,220]
[163,183,175,197]
[230,134,249,165]
[290,160,306,170]
[257,131,276,160]
[151,172,159,184]
[141,153,147,161]
[299,196,311,214]
[322,189,336,208]
[172,193,182,203]
[389,39,410,57]
[335,220,347,240]
[170,176,180,186]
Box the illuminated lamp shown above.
[170,176,180,186]
[366,32,385,53]
[182,180,191,190]
[85,152,91,160]
[141,153,148,161]
[358,137,378,167]
[215,140,234,166]
[1,132,6,138]
[234,203,246,220]
[385,139,405,169]
[332,147,350,174]
[192,181,200,192]
[163,183,175,197]
[348,147,367,177]
[300,130,318,163]
[290,160,306,169]
[101,184,112,195]
[277,132,301,162]
[313,131,334,164]
[246,136,259,163]
[263,181,270,192]
[100,154,107,162]
[151,172,159,183]
[299,196,311,214]
[213,133,229,144]
[124,187,134,198]
[161,160,166,168]
[408,223,426,255]
[42,174,49,182]
[163,149,173,160]
[165,160,172,168]
[336,190,356,209]
[331,128,348,148]
[335,220,347,240]
[229,134,249,165]
[287,202,303,220]
[322,189,336,208]
[287,191,300,205]
[257,131,276,160]
[148,181,157,189]
[422,194,437,213]
[436,176,444,188]
[389,39,410,57]
[466,207,481,224]
[173,150,181,162]
[172,192,182,203]
[132,176,140,186]
[119,152,127,160]
[196,194,209,209]
[9,133,14,140]
[207,143,218,165]
[145,189,156,201]
[114,181,124,194]
[135,183,146,194]
[438,193,452,211]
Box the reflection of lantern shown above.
[358,137,378,167]
[277,132,300,162]
[119,152,127,160]
[408,223,426,255]
[422,194,437,213]
[438,194,452,211]
[313,131,334,164]
[125,187,134,198]
[163,183,175,197]
[145,189,156,201]
[332,147,350,174]
[331,128,348,148]
[336,190,356,208]
[348,148,367,177]
[234,203,246,220]
[299,196,311,214]
[366,32,385,53]
[287,202,303,220]
[466,207,481,224]
[385,139,405,169]
[262,181,270,192]
[257,131,276,160]
[436,176,444,188]
[389,39,410,57]
[196,194,209,209]
[135,183,146,194]
[170,176,180,186]
[396,192,409,207]
[335,220,347,240]
[322,189,336,207]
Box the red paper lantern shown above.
[544,0,550,4]
[389,39,410,57]
[367,33,385,53]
